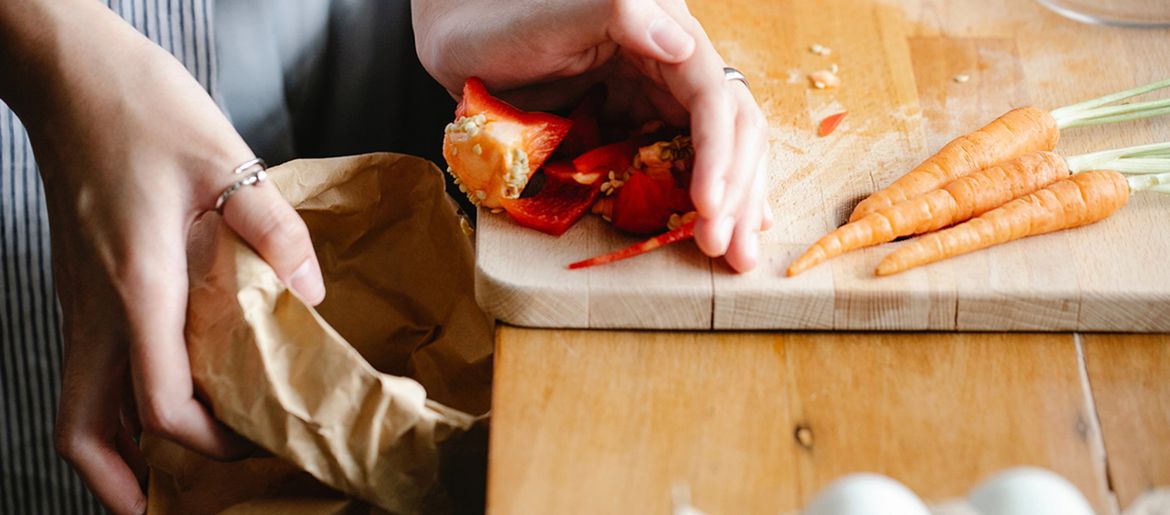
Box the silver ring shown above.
[723,67,749,89]
[214,157,268,213]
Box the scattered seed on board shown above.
[809,69,841,89]
[953,74,971,83]
[809,43,832,56]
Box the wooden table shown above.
[488,330,1170,514]
[485,1,1170,513]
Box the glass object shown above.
[1036,0,1170,28]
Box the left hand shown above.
[412,0,773,272]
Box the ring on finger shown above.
[723,66,749,89]
[214,158,268,213]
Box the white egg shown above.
[803,473,931,515]
[967,467,1094,515]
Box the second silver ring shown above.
[215,157,268,213]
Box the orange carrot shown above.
[849,107,1060,222]
[851,77,1170,223]
[875,170,1130,276]
[787,151,1070,276]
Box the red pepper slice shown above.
[817,111,848,137]
[567,221,696,269]
[443,77,572,208]
[500,162,601,236]
[610,171,686,235]
[557,84,606,158]
[544,162,604,186]
[572,139,639,176]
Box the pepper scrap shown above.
[567,221,697,269]
[499,162,601,236]
[817,111,847,137]
[442,77,572,208]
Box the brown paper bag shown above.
[149,153,493,514]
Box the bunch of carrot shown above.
[788,78,1170,276]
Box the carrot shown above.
[849,107,1060,222]
[849,78,1170,223]
[788,150,1070,276]
[875,170,1131,276]
[568,221,695,269]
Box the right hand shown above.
[2,2,325,513]
[413,0,774,272]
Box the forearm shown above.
[0,0,149,124]
[0,0,80,115]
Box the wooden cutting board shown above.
[475,0,1170,331]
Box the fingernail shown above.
[289,258,326,305]
[648,17,694,61]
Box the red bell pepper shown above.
[610,171,689,235]
[500,162,601,236]
[443,77,572,208]
[544,165,605,187]
[572,139,639,177]
[567,221,696,269]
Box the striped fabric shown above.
[0,1,215,512]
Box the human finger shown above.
[54,335,146,514]
[121,231,250,460]
[115,426,149,487]
[717,86,767,223]
[723,159,768,272]
[219,177,325,305]
[653,24,734,223]
[58,432,147,515]
[693,212,734,257]
[118,385,147,485]
[607,0,695,63]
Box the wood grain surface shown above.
[488,327,1132,515]
[474,0,1170,331]
[1082,334,1170,510]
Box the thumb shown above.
[607,0,695,63]
[220,179,326,305]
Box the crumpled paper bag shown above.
[149,153,493,514]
